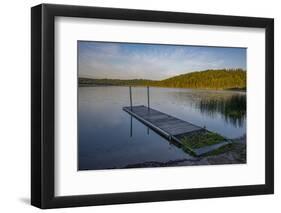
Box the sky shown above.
[78,41,246,80]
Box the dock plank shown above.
[123,105,203,141]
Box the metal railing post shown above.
[147,86,150,110]
[129,86,132,110]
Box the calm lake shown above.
[78,86,246,170]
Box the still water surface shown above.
[78,86,246,170]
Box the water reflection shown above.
[197,94,246,128]
[130,115,132,137]
[78,86,246,170]
[129,115,150,137]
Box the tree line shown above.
[79,69,246,90]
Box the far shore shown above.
[79,84,246,92]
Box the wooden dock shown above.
[123,87,230,156]
[123,105,204,144]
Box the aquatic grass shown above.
[180,131,225,150]
[198,94,246,128]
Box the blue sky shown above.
[78,41,246,80]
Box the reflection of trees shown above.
[150,88,246,128]
[198,95,246,128]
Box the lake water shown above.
[78,86,246,170]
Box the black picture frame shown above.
[31,3,274,209]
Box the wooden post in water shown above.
[147,86,150,110]
[129,86,132,110]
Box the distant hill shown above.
[79,69,246,90]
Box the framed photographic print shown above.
[31,3,274,209]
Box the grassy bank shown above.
[178,131,226,156]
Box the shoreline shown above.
[120,135,246,169]
[79,84,247,92]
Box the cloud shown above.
[78,42,246,80]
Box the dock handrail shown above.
[129,86,133,110]
[147,86,150,110]
[129,86,150,110]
